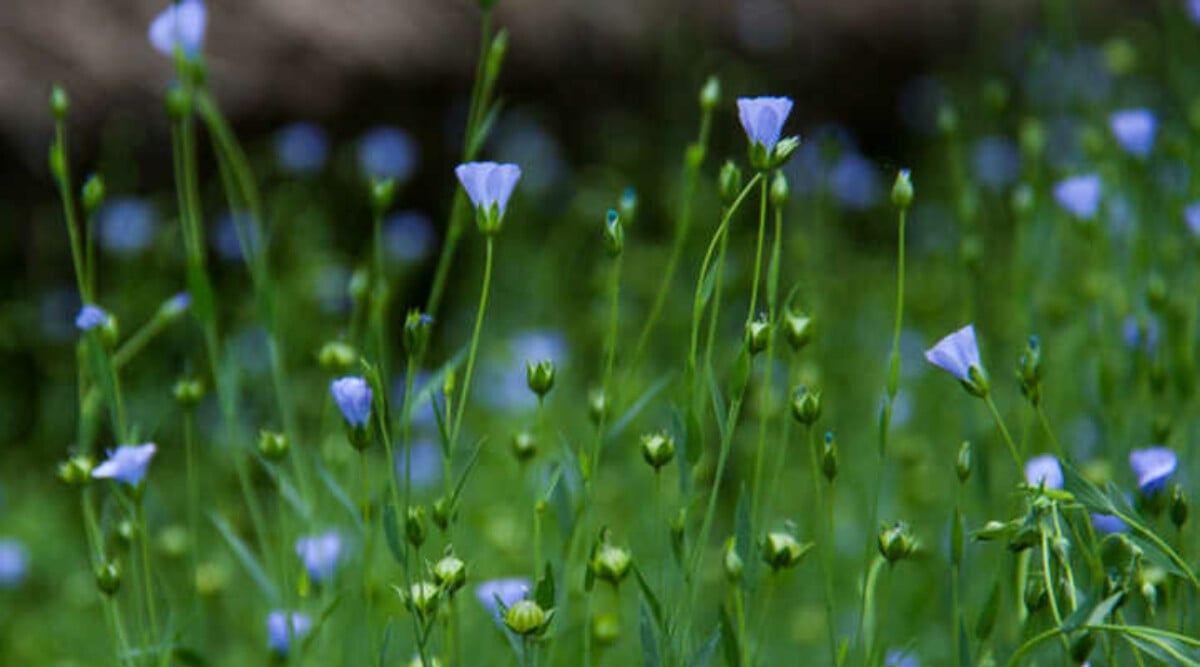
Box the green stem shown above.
[137,494,159,645]
[52,119,91,302]
[750,196,783,530]
[984,394,1024,471]
[361,451,377,665]
[183,410,201,620]
[448,237,495,491]
[590,250,624,477]
[1035,404,1066,460]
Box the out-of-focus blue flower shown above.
[924,324,981,383]
[294,530,342,583]
[1024,454,1063,490]
[827,153,881,211]
[395,440,442,490]
[383,211,436,264]
[493,114,568,195]
[267,610,313,655]
[97,197,157,255]
[1190,0,1200,23]
[331,377,372,428]
[1109,109,1157,159]
[970,136,1020,190]
[476,577,530,618]
[159,292,191,320]
[92,444,157,487]
[1129,446,1176,494]
[212,211,263,262]
[148,0,206,58]
[358,126,418,182]
[455,162,522,216]
[1122,315,1160,354]
[75,305,108,332]
[885,649,919,667]
[1091,512,1128,535]
[1053,174,1102,220]
[274,122,330,175]
[0,539,29,589]
[1185,202,1200,236]
[737,97,793,153]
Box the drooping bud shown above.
[511,431,538,463]
[821,431,838,482]
[956,441,973,483]
[790,386,822,426]
[782,308,813,351]
[744,314,770,355]
[602,209,624,257]
[878,521,917,564]
[640,431,675,471]
[891,169,914,209]
[258,430,289,461]
[761,531,811,572]
[718,161,743,205]
[526,359,556,399]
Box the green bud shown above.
[400,581,440,619]
[99,314,120,348]
[964,364,990,398]
[1019,119,1046,159]
[402,310,433,357]
[96,560,121,596]
[50,85,69,119]
[484,30,508,82]
[1171,485,1189,529]
[172,378,205,409]
[618,187,638,226]
[718,161,743,205]
[1012,183,1034,216]
[761,531,811,572]
[82,174,106,214]
[258,430,289,461]
[1099,534,1140,575]
[602,209,624,257]
[348,268,370,303]
[744,314,770,355]
[770,170,789,208]
[782,308,813,351]
[157,525,189,560]
[699,76,721,111]
[878,521,916,564]
[526,359,556,399]
[165,84,191,120]
[511,431,538,463]
[592,612,620,645]
[406,506,427,548]
[48,143,66,181]
[1023,576,1048,613]
[371,178,396,213]
[685,142,706,170]
[1017,335,1042,406]
[432,553,467,595]
[504,599,549,636]
[432,496,453,531]
[1103,37,1137,76]
[57,455,94,487]
[956,441,972,483]
[640,431,675,471]
[891,169,914,209]
[770,136,801,168]
[821,431,838,482]
[722,537,743,583]
[114,519,138,549]
[588,389,610,426]
[318,341,358,372]
[591,542,632,587]
[790,386,822,426]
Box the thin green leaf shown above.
[632,564,666,636]
[315,463,362,532]
[1062,592,1122,632]
[449,436,487,507]
[209,513,278,604]
[383,504,405,565]
[707,367,728,441]
[641,597,662,667]
[607,375,672,443]
[536,562,555,610]
[690,626,722,667]
[1061,461,1115,515]
[719,604,741,667]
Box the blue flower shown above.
[98,197,157,255]
[275,122,330,175]
[476,577,530,618]
[924,324,982,383]
[92,444,157,486]
[885,649,919,667]
[383,211,436,263]
[1091,512,1128,535]
[158,292,192,320]
[0,539,29,589]
[358,126,418,181]
[1109,109,1157,159]
[148,0,207,58]
[394,440,442,490]
[211,210,264,262]
[970,136,1020,190]
[330,376,372,428]
[1053,174,1102,220]
[267,610,313,655]
[1024,454,1063,490]
[455,162,522,217]
[75,305,109,332]
[1191,0,1200,24]
[827,153,882,211]
[1184,202,1200,236]
[294,531,342,583]
[1122,315,1160,354]
[737,97,793,153]
[1129,446,1176,494]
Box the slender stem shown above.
[745,176,769,325]
[137,494,159,644]
[52,120,91,302]
[984,394,1024,471]
[449,237,495,474]
[1035,404,1066,460]
[590,250,623,476]
[750,196,783,529]
[360,451,377,665]
[183,410,201,620]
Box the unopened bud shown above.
[432,496,453,531]
[511,431,537,463]
[371,178,396,213]
[718,161,743,205]
[406,506,427,548]
[1017,335,1042,406]
[258,430,289,461]
[403,311,433,356]
[782,308,813,351]
[82,174,106,214]
[770,170,789,207]
[878,521,916,564]
[1171,485,1189,529]
[588,389,609,426]
[57,455,94,487]
[744,314,770,355]
[173,378,205,409]
[591,542,632,587]
[790,386,822,426]
[96,560,121,596]
[318,341,358,372]
[821,431,838,482]
[640,431,675,471]
[504,599,548,636]
[526,359,556,398]
[432,553,467,595]
[956,441,972,483]
[891,169,914,209]
[761,531,811,572]
[602,209,624,256]
[699,76,721,111]
[165,84,190,120]
[50,85,69,119]
[723,537,743,583]
[400,581,440,619]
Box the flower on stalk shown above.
[1129,446,1176,494]
[330,376,371,428]
[602,208,624,256]
[737,96,797,169]
[92,444,157,487]
[1108,108,1157,159]
[1053,174,1102,221]
[75,305,109,332]
[505,598,551,636]
[455,161,522,234]
[891,169,914,209]
[157,292,191,322]
[266,610,313,656]
[924,324,989,397]
[640,431,675,471]
[475,577,530,619]
[403,310,434,356]
[294,530,342,583]
[148,0,207,59]
[526,359,556,399]
[821,431,838,482]
[1024,454,1063,491]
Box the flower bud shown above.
[722,537,743,583]
[48,143,66,181]
[891,169,914,209]
[99,314,120,348]
[744,314,770,355]
[173,378,205,409]
[403,310,433,356]
[602,209,623,257]
[165,84,191,120]
[588,389,609,426]
[1171,484,1189,529]
[1019,120,1045,159]
[406,506,427,548]
[686,142,706,170]
[50,85,69,119]
[318,341,358,372]
[640,431,675,471]
[821,431,838,482]
[878,521,916,564]
[371,178,396,213]
[770,170,789,208]
[526,359,556,399]
[432,496,453,531]
[782,308,813,351]
[258,430,290,461]
[591,543,632,587]
[1023,576,1048,613]
[96,560,121,596]
[82,174,106,214]
[1017,335,1042,406]
[511,431,537,463]
[592,613,620,645]
[400,581,440,619]
[718,161,743,205]
[618,187,638,226]
[57,455,94,487]
[790,386,822,426]
[956,441,972,483]
[770,136,801,168]
[504,599,548,636]
[432,553,467,595]
[348,268,370,303]
[761,531,811,572]
[699,76,721,111]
